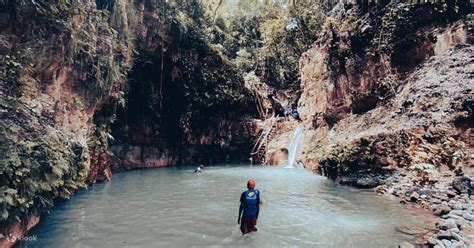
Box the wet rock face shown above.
[108,3,256,168]
[109,118,254,169]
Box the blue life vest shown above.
[243,189,259,217]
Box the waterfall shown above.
[286,126,303,168]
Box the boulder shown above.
[442,239,452,247]
[409,192,420,202]
[451,241,466,248]
[451,231,464,242]
[449,227,460,233]
[443,214,465,220]
[437,230,453,240]
[355,177,379,188]
[434,205,452,216]
[440,218,458,230]
[454,218,469,227]
[462,203,472,210]
[339,176,357,186]
[447,190,457,198]
[428,237,441,246]
[452,203,464,210]
[449,210,464,216]
[452,176,473,195]
[461,212,474,221]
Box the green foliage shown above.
[1,0,129,102]
[1,55,22,96]
[258,3,324,89]
[206,1,325,90]
[112,0,256,143]
[0,97,89,226]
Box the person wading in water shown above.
[238,179,261,235]
[194,164,204,173]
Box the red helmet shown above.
[247,179,256,189]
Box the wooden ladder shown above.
[250,118,278,164]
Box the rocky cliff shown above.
[267,2,472,182]
[297,3,472,179]
[264,2,473,246]
[108,1,256,170]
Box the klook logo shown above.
[6,233,37,243]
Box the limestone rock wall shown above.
[265,4,473,183]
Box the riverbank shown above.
[374,169,474,247]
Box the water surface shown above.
[19,165,432,247]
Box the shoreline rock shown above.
[374,171,474,248]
